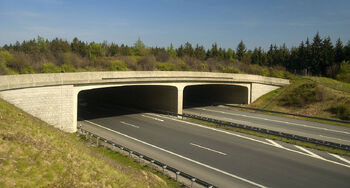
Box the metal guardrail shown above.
[77,126,217,188]
[223,104,350,124]
[182,113,350,152]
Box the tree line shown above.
[1,34,350,82]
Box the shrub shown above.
[156,62,176,71]
[336,61,350,83]
[61,64,76,72]
[137,56,156,70]
[279,83,324,107]
[328,104,350,120]
[110,60,128,71]
[221,66,240,73]
[42,62,61,73]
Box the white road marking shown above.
[84,120,266,188]
[328,153,350,165]
[120,121,140,128]
[294,146,325,160]
[265,139,284,148]
[141,114,164,122]
[319,135,350,143]
[190,143,227,156]
[196,108,350,135]
[148,113,350,169]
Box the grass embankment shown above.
[250,76,350,124]
[0,98,180,187]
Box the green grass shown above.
[250,76,350,122]
[307,76,350,93]
[185,118,350,157]
[0,97,181,187]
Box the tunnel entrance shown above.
[78,85,178,120]
[183,84,248,108]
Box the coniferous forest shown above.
[0,33,349,83]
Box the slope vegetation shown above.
[250,76,350,121]
[0,98,179,187]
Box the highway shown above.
[79,105,350,188]
[184,105,350,146]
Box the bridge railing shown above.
[77,125,217,188]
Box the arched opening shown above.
[78,85,178,120]
[183,84,249,108]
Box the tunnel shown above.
[78,85,178,120]
[183,84,249,108]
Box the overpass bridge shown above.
[0,71,289,132]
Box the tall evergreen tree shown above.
[311,33,322,75]
[320,36,335,76]
[335,38,344,65]
[236,40,246,61]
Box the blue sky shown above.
[0,0,349,50]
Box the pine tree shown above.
[335,38,344,65]
[311,33,322,75]
[236,40,246,61]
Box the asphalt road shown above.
[183,106,350,146]
[80,106,350,188]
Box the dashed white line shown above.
[148,113,350,169]
[190,143,227,156]
[266,139,284,148]
[328,153,350,165]
[120,121,140,128]
[141,114,164,122]
[84,120,267,188]
[196,108,350,135]
[294,146,325,160]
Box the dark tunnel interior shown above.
[78,85,178,120]
[183,84,249,108]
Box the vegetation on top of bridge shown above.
[0,33,349,84]
[0,98,180,187]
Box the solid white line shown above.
[265,139,284,148]
[84,120,267,188]
[148,113,350,169]
[196,108,350,135]
[120,121,140,128]
[328,153,350,165]
[294,145,325,160]
[319,135,350,143]
[141,114,164,122]
[190,143,227,156]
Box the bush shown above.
[279,83,324,107]
[336,61,350,83]
[156,62,176,71]
[221,66,240,73]
[328,104,350,120]
[61,64,76,72]
[42,62,61,73]
[137,56,156,70]
[110,60,128,71]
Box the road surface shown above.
[79,106,350,188]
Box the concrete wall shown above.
[251,83,280,102]
[0,85,76,132]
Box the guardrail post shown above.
[162,165,167,175]
[176,171,180,182]
[139,155,143,163]
[191,178,196,188]
[129,151,133,158]
[150,160,155,169]
[96,137,100,146]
